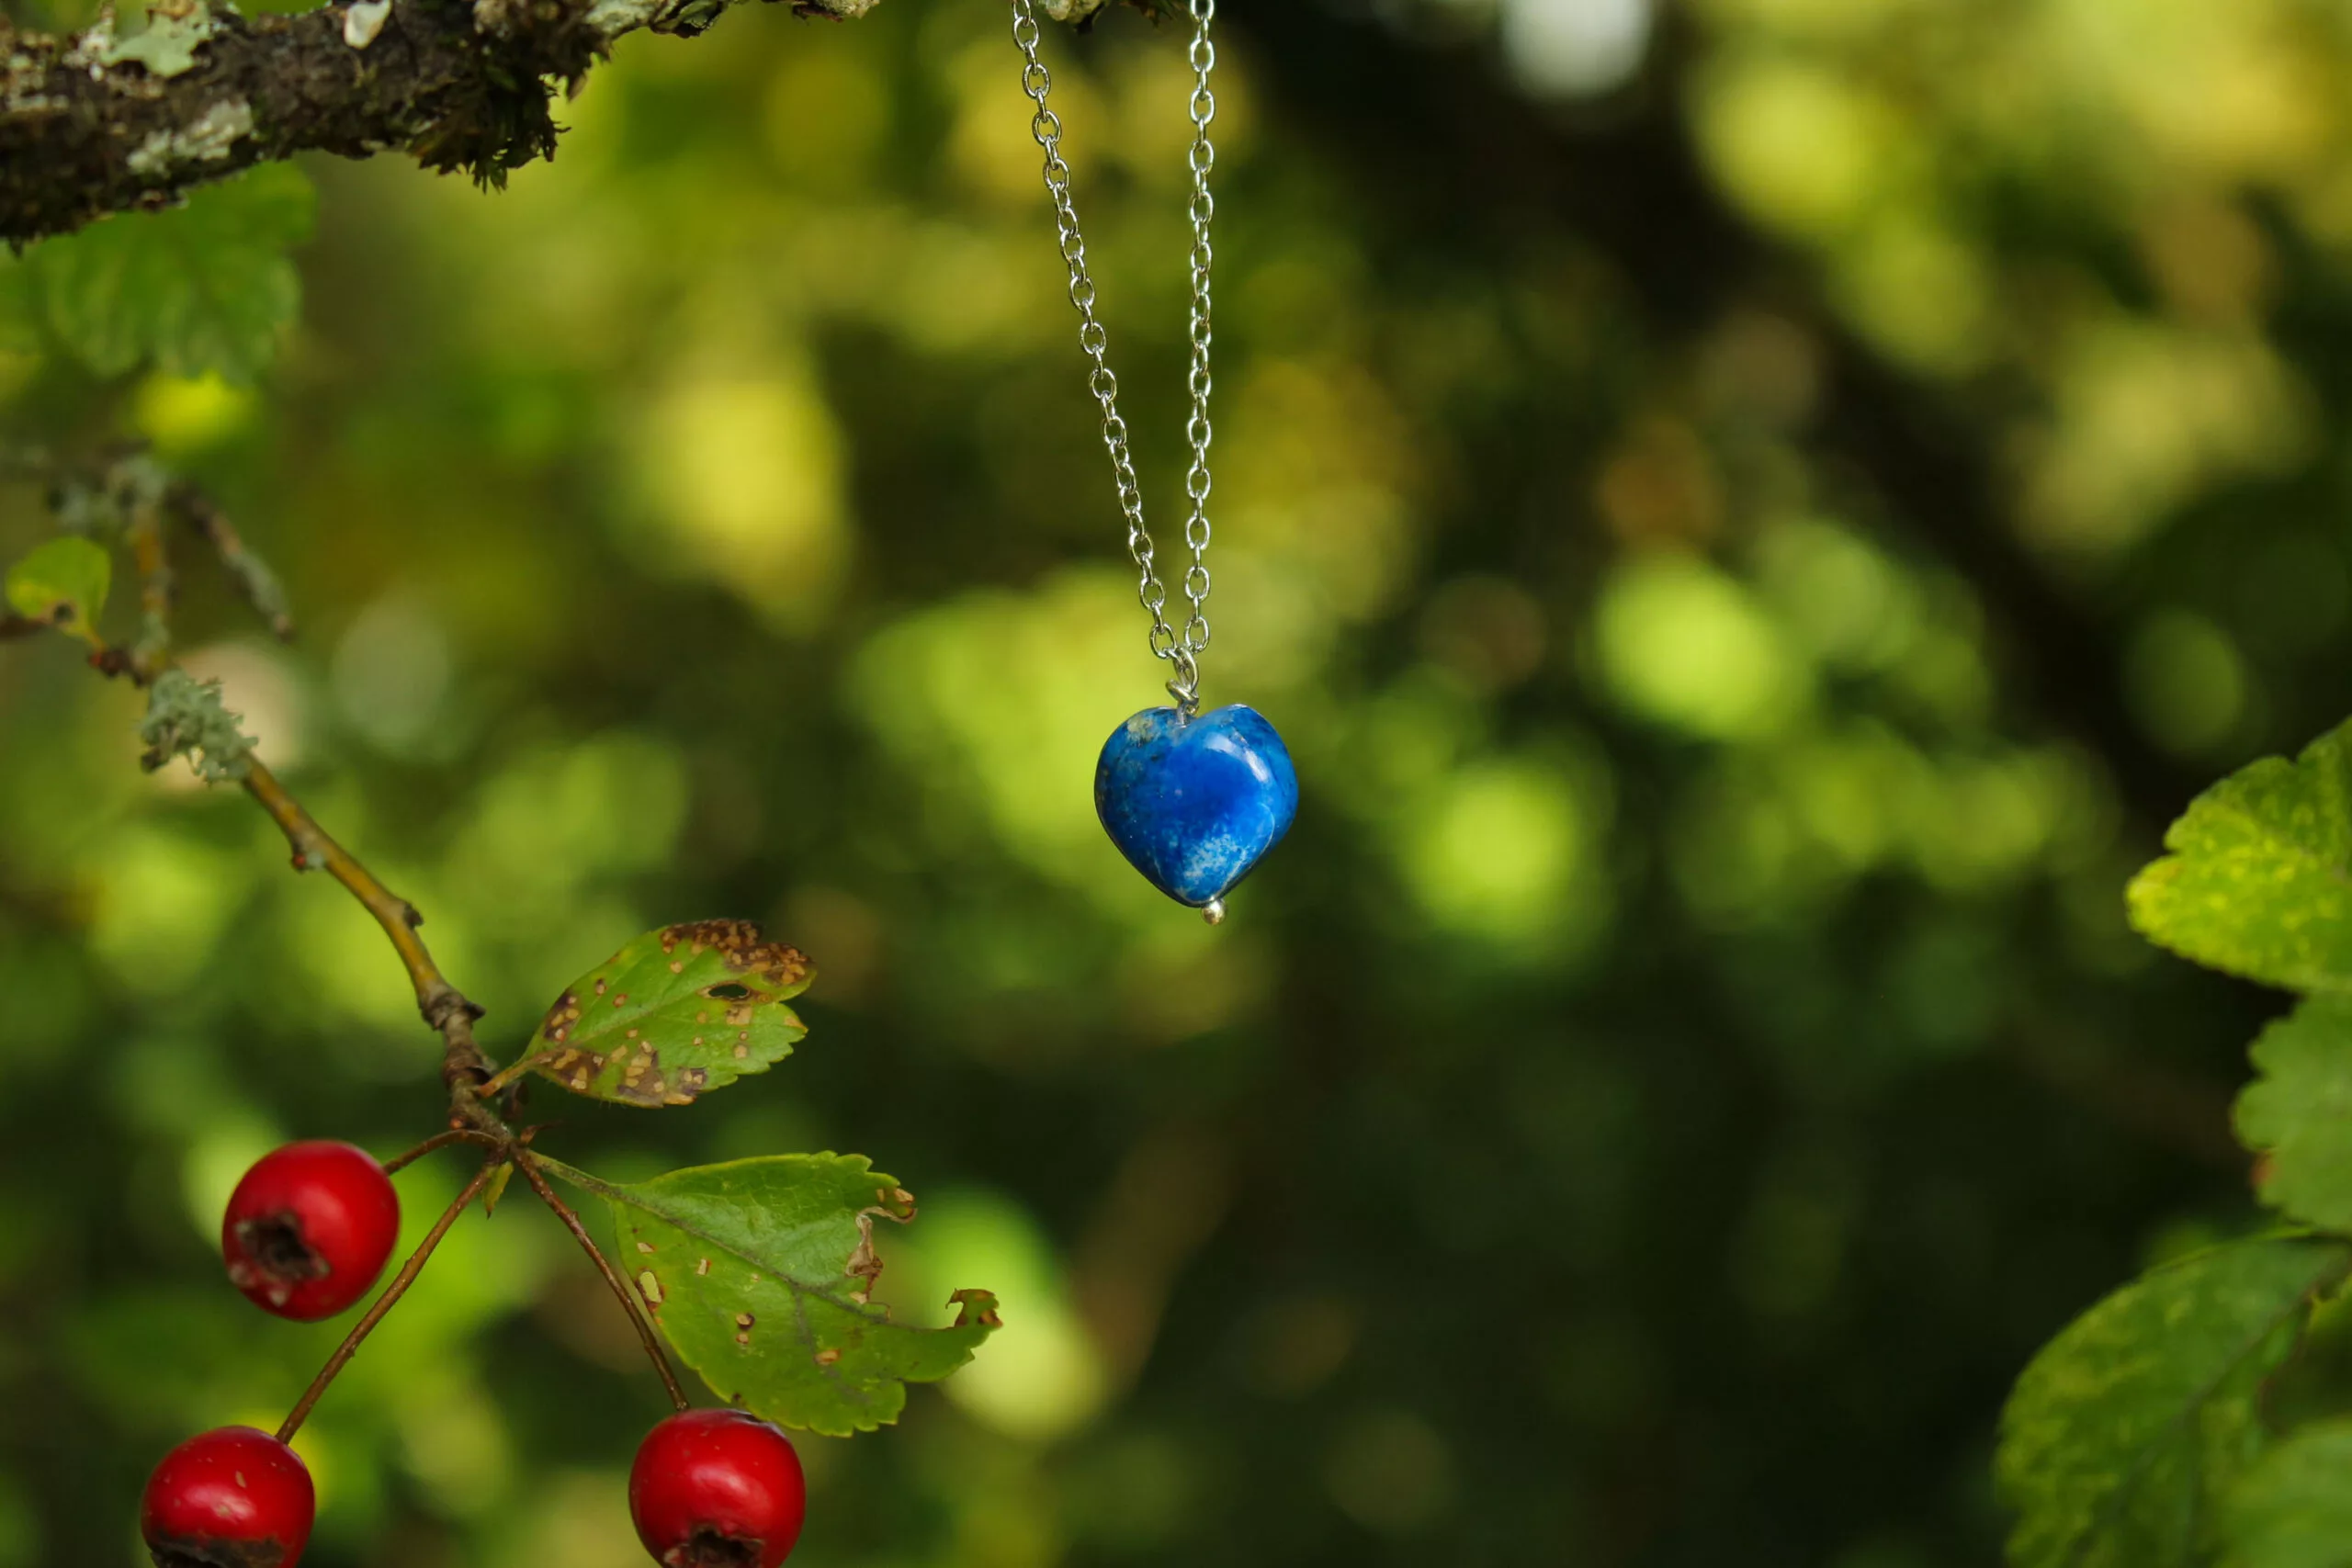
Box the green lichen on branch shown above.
[138,668,255,781]
[97,4,229,79]
[51,452,170,540]
[171,480,294,638]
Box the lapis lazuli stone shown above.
[1095,704,1298,908]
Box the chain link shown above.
[1012,0,1217,716]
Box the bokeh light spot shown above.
[133,371,255,454]
[887,1187,1107,1442]
[1595,552,1809,739]
[1694,57,1893,239]
[1499,0,1655,98]
[1400,756,1603,953]
[2125,609,2251,756]
[631,369,850,628]
[89,825,252,993]
[1323,1410,1457,1534]
[333,594,454,756]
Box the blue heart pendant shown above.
[1095,704,1298,917]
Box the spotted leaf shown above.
[537,1154,998,1437]
[526,920,812,1108]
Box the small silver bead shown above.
[1203,898,1226,926]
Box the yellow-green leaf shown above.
[6,536,110,634]
[2128,721,2352,995]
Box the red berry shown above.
[141,1426,315,1568]
[629,1410,808,1568]
[220,1141,401,1322]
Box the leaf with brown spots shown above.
[524,920,813,1108]
[534,1153,998,1438]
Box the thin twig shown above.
[33,454,472,1099]
[238,759,502,1133]
[516,1153,689,1412]
[124,491,174,678]
[14,456,548,1428]
[380,1127,503,1176]
[277,1158,502,1443]
[169,481,294,640]
[47,499,503,1135]
[242,758,438,999]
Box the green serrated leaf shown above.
[2222,1417,2352,1568]
[539,1153,998,1437]
[2237,998,2352,1232]
[526,920,812,1108]
[1998,1236,2350,1568]
[28,164,315,384]
[2128,720,2352,995]
[6,536,111,633]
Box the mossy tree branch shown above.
[0,0,1148,244]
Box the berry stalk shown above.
[381,1126,504,1176]
[516,1152,690,1413]
[277,1156,503,1443]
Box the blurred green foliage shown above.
[0,166,314,384]
[1998,1236,2349,1568]
[6,0,2352,1563]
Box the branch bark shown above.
[0,0,1145,245]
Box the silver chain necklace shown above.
[1011,0,1297,923]
[1011,0,1218,716]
